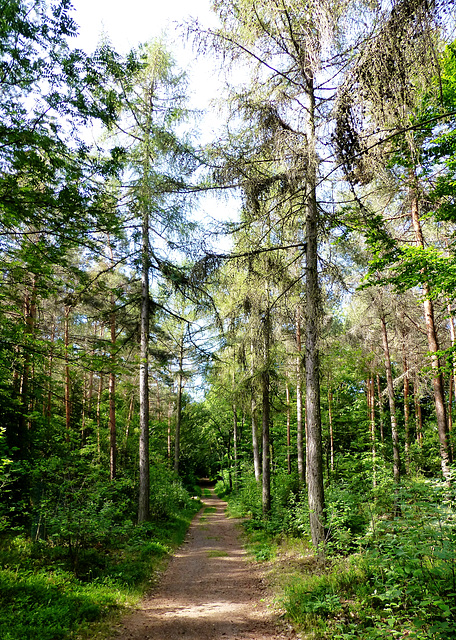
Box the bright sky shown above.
[72,0,220,110]
[72,0,237,229]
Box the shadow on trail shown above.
[113,491,286,640]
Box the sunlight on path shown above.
[112,490,296,640]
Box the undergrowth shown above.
[0,463,202,640]
[221,469,456,639]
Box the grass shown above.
[224,476,456,640]
[207,550,228,557]
[0,503,201,640]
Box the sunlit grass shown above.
[207,550,228,557]
[0,504,200,640]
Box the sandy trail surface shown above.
[111,489,296,640]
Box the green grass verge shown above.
[0,504,201,640]
[223,477,456,640]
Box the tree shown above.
[334,0,455,482]
[108,40,197,521]
[196,0,355,548]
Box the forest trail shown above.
[111,489,297,640]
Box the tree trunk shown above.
[402,348,410,475]
[107,240,117,480]
[286,377,291,475]
[376,374,385,443]
[124,394,134,454]
[262,307,271,516]
[154,378,162,422]
[449,374,454,458]
[96,370,103,460]
[233,403,238,490]
[251,390,261,483]
[174,338,184,474]
[296,307,305,484]
[414,372,423,446]
[328,380,334,475]
[138,203,150,523]
[446,300,455,458]
[64,304,71,444]
[368,376,376,488]
[410,191,451,481]
[81,373,87,445]
[250,342,261,482]
[167,398,173,464]
[379,311,401,485]
[45,318,55,429]
[306,79,325,550]
[109,296,116,481]
[232,359,238,490]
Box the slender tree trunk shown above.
[81,373,87,445]
[306,79,325,549]
[64,304,71,444]
[379,311,401,485]
[449,375,454,458]
[251,390,261,482]
[174,338,184,474]
[262,307,271,516]
[26,276,37,432]
[414,372,423,446]
[124,394,134,453]
[106,240,117,480]
[250,342,261,482]
[109,297,116,480]
[226,434,232,491]
[368,376,376,488]
[46,318,55,428]
[376,374,385,443]
[19,289,32,447]
[96,372,103,459]
[447,300,455,458]
[138,202,150,522]
[167,398,173,464]
[328,380,334,475]
[232,359,238,490]
[296,307,305,484]
[233,403,238,490]
[87,325,95,423]
[154,378,162,422]
[402,348,410,475]
[20,294,30,426]
[286,376,291,475]
[410,191,451,481]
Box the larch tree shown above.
[108,40,197,522]
[195,0,369,548]
[334,0,455,482]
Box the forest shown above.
[1,0,456,638]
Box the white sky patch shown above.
[72,0,238,233]
[72,0,221,111]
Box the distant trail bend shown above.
[111,490,296,640]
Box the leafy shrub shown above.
[224,472,262,518]
[325,484,367,552]
[149,463,194,520]
[281,478,456,639]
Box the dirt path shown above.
[111,490,296,640]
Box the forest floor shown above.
[109,489,298,640]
